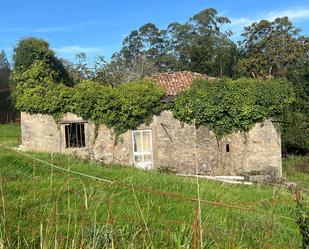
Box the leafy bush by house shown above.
[172,78,295,136]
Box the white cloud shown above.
[265,8,309,21]
[230,7,309,27]
[227,7,309,38]
[229,17,252,26]
[0,27,25,32]
[32,26,77,33]
[54,45,105,54]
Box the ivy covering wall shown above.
[14,61,294,136]
[14,61,165,135]
[172,78,295,136]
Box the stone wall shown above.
[195,121,282,177]
[20,111,282,177]
[20,112,61,153]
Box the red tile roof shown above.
[148,71,213,96]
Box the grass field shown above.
[0,124,308,248]
[283,156,309,190]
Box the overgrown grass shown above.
[283,156,309,190]
[0,124,307,248]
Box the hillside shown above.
[0,124,308,248]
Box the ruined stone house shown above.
[19,71,282,178]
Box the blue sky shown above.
[1,0,309,64]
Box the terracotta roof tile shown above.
[148,71,213,96]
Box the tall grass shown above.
[283,156,309,190]
[0,124,307,248]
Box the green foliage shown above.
[15,63,165,135]
[282,72,309,154]
[0,50,10,87]
[13,60,70,120]
[282,111,309,155]
[187,8,237,76]
[110,81,164,134]
[12,37,73,86]
[65,80,165,135]
[237,17,309,78]
[110,8,237,79]
[15,58,295,139]
[173,78,294,136]
[13,37,53,73]
[0,50,18,123]
[0,91,18,123]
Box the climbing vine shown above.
[14,61,165,135]
[14,61,294,137]
[172,78,295,137]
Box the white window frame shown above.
[131,129,154,169]
[61,121,88,150]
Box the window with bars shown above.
[64,123,86,148]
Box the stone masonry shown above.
[20,111,282,178]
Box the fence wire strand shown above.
[0,144,298,221]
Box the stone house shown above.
[19,71,282,178]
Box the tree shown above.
[13,38,53,73]
[12,37,73,86]
[94,54,157,87]
[113,8,237,76]
[106,8,237,77]
[236,17,309,154]
[0,50,18,123]
[62,53,95,83]
[237,17,309,78]
[235,17,309,154]
[282,71,309,154]
[0,50,10,89]
[186,9,237,75]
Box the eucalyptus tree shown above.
[237,17,309,78]
[109,8,237,77]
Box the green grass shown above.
[0,123,21,147]
[0,124,308,248]
[283,156,309,190]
